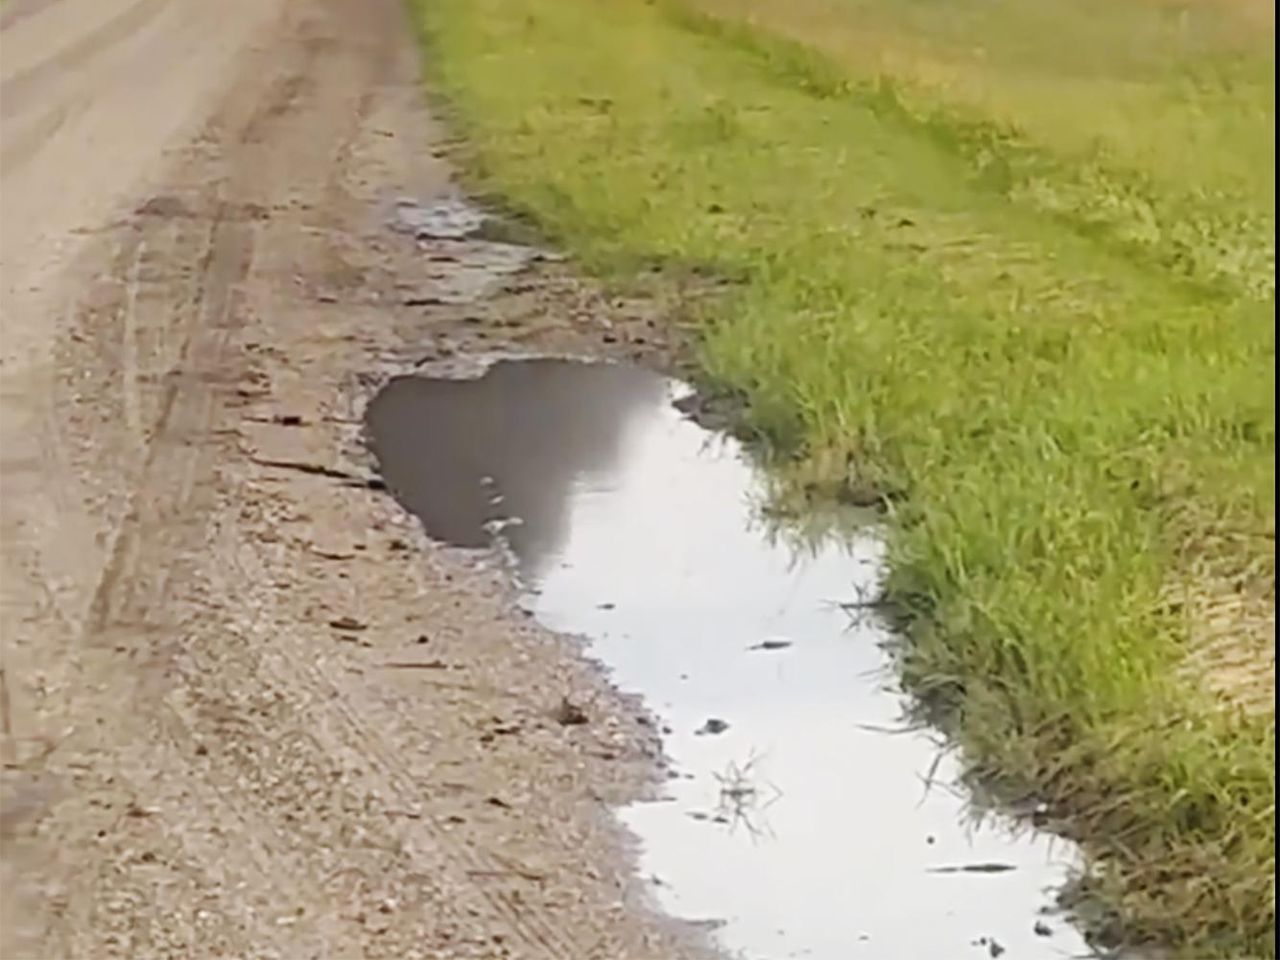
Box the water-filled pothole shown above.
[367,358,1091,960]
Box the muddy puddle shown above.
[367,358,1095,960]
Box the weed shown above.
[411,0,1275,953]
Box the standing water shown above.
[367,358,1092,960]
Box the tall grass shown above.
[409,0,1275,953]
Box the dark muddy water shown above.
[367,358,1093,960]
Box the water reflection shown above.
[367,358,1092,960]
[367,360,667,581]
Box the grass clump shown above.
[409,0,1275,953]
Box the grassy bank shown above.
[409,0,1275,953]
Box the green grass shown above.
[408,0,1276,953]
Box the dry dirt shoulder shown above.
[0,0,707,956]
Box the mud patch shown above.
[391,194,488,239]
[401,241,545,305]
[367,358,1094,960]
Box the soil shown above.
[0,0,707,957]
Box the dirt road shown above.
[0,1,704,956]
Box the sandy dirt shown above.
[0,0,708,956]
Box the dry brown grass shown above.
[1160,470,1275,718]
[1191,0,1274,31]
[1172,572,1276,717]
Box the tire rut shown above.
[3,1,713,957]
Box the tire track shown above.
[3,0,712,956]
[0,0,168,109]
